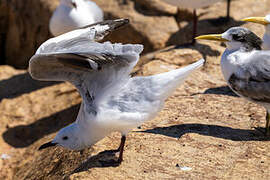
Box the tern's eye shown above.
[62,136,68,140]
[71,2,77,8]
[232,34,244,42]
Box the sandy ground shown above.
[1,0,270,179]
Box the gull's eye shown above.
[62,136,68,140]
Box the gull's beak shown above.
[38,141,57,150]
[241,17,270,25]
[195,34,229,42]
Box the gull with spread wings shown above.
[30,19,204,163]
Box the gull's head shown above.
[60,0,77,8]
[196,27,262,51]
[39,123,85,151]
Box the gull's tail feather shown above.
[150,59,205,100]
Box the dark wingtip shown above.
[113,18,130,29]
[116,18,129,24]
[38,141,57,150]
[82,18,130,30]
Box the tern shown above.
[161,0,232,44]
[49,0,104,36]
[196,27,270,136]
[242,15,270,50]
[30,19,205,163]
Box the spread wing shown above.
[30,43,143,115]
[228,50,270,103]
[30,19,143,115]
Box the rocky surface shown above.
[0,0,57,68]
[1,0,260,68]
[1,0,270,179]
[0,0,179,68]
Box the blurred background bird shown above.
[196,27,270,136]
[242,15,270,50]
[49,0,104,36]
[161,0,232,44]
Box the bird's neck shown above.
[265,26,270,36]
[76,103,112,147]
[263,33,270,50]
[221,48,241,81]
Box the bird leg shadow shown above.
[70,149,121,177]
[98,149,121,167]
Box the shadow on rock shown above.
[191,86,238,97]
[138,123,270,141]
[166,17,246,57]
[0,72,58,101]
[66,150,121,179]
[164,42,221,60]
[2,104,80,148]
[203,86,238,97]
[131,0,174,16]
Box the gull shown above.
[196,27,270,136]
[160,0,232,44]
[29,19,205,163]
[49,0,104,36]
[242,15,270,50]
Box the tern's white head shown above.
[39,123,86,151]
[241,15,270,50]
[196,27,262,51]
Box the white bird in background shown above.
[161,0,232,44]
[49,0,104,36]
[29,19,204,163]
[242,15,270,50]
[196,27,270,136]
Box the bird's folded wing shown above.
[229,51,270,102]
[29,43,143,114]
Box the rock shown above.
[0,0,179,68]
[0,0,57,68]
[98,0,179,52]
[141,60,178,76]
[2,0,270,179]
[133,0,178,16]
[153,48,203,66]
[4,39,270,179]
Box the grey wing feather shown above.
[229,51,270,102]
[29,44,143,114]
[29,51,136,83]
[37,19,129,54]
